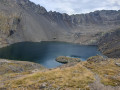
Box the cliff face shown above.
[0,0,120,46]
[98,28,120,58]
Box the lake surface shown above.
[0,42,101,68]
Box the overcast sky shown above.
[30,0,120,15]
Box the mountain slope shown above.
[0,0,120,46]
[98,28,120,58]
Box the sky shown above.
[30,0,120,15]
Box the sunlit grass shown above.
[5,63,95,89]
[1,56,120,89]
[84,56,120,86]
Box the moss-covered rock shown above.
[56,56,81,64]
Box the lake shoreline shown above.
[0,41,101,68]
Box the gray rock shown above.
[115,63,120,67]
[98,28,120,58]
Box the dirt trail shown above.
[89,75,120,90]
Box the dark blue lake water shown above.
[0,42,101,68]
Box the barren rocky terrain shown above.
[98,28,120,58]
[0,0,120,47]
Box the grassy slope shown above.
[84,56,120,86]
[0,56,120,90]
[2,63,94,90]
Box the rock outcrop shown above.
[98,28,120,58]
[0,59,45,75]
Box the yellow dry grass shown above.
[1,56,120,90]
[4,63,95,90]
[84,57,120,86]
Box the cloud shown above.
[30,0,120,15]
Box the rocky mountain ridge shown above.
[0,0,120,46]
